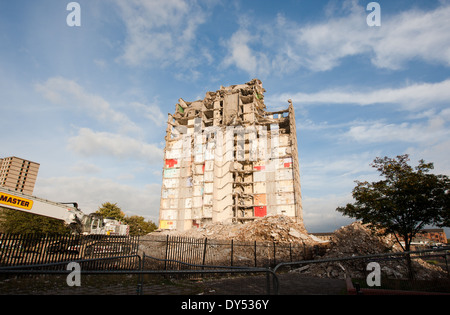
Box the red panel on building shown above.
[165,159,178,168]
[254,206,267,217]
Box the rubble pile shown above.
[157,219,446,280]
[161,215,320,245]
[234,215,317,244]
[326,221,399,256]
[292,222,447,280]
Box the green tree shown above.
[94,202,157,236]
[95,202,125,221]
[337,155,450,253]
[124,215,157,236]
[0,207,71,234]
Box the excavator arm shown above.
[0,186,129,235]
[0,186,85,232]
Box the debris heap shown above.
[292,222,447,280]
[326,221,398,256]
[160,215,318,245]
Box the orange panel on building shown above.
[254,194,266,205]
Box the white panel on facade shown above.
[163,178,179,188]
[276,192,295,205]
[193,175,204,185]
[205,160,214,171]
[275,180,294,193]
[276,169,293,181]
[253,171,266,182]
[204,182,214,193]
[254,182,266,194]
[192,208,202,219]
[278,146,291,156]
[203,194,213,205]
[161,199,170,209]
[203,205,212,218]
[275,205,295,216]
[195,164,204,174]
[164,168,180,178]
[160,210,177,220]
[205,147,214,160]
[161,188,178,199]
[279,134,290,146]
[193,196,203,208]
[166,149,182,159]
[193,185,203,196]
[204,171,214,182]
[170,198,178,209]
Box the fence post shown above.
[273,242,276,266]
[202,238,208,267]
[137,251,144,295]
[164,235,169,271]
[445,252,449,277]
[289,243,292,262]
[254,241,257,267]
[230,239,234,267]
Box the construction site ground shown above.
[0,272,348,295]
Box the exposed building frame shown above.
[159,79,302,231]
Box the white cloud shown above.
[345,117,449,144]
[407,139,450,175]
[35,77,140,134]
[222,28,270,76]
[371,5,450,69]
[297,2,450,71]
[70,161,102,174]
[68,128,164,164]
[270,79,450,111]
[301,152,378,196]
[223,2,450,74]
[130,101,166,127]
[302,194,355,232]
[114,0,208,68]
[34,176,161,222]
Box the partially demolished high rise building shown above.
[159,79,302,231]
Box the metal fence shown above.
[1,248,448,295]
[0,233,449,295]
[139,234,314,269]
[273,247,450,295]
[0,255,278,295]
[0,233,140,269]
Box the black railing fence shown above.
[0,233,139,269]
[0,233,449,295]
[139,234,314,270]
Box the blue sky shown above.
[1,0,450,234]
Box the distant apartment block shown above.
[0,156,40,195]
[159,79,302,232]
[415,229,448,244]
